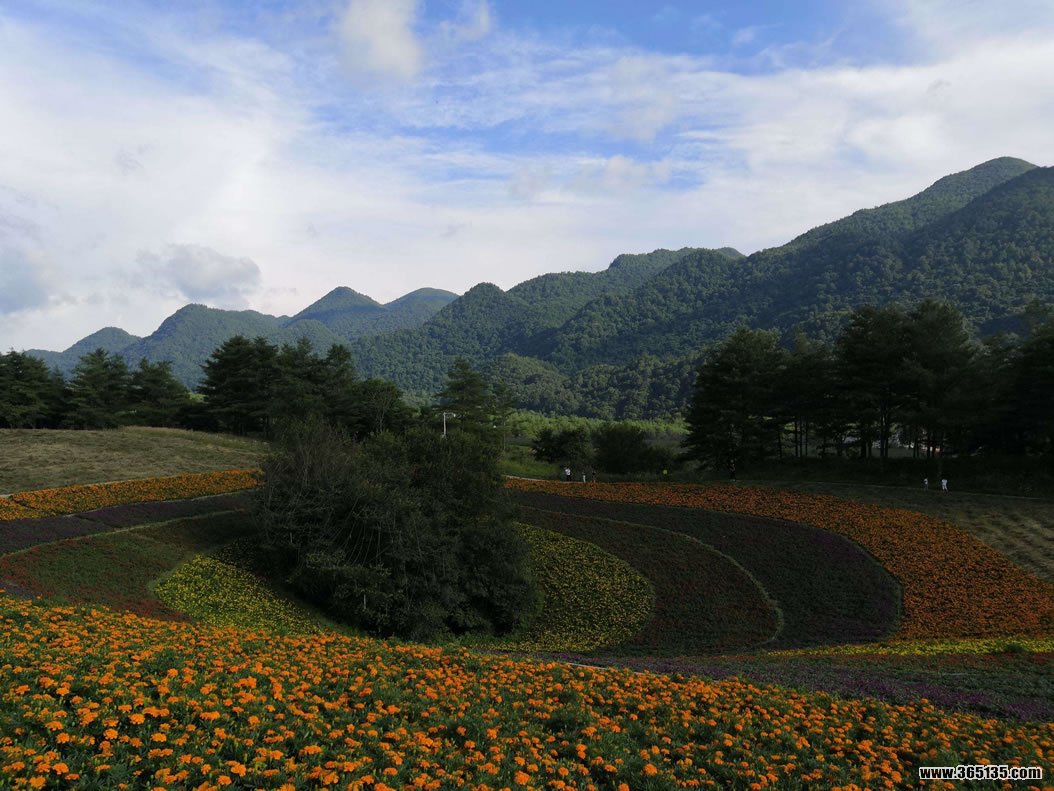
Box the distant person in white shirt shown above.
[923,477,929,490]
[941,478,948,492]
[564,467,572,482]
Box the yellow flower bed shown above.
[155,543,322,634]
[2,469,261,520]
[495,524,654,653]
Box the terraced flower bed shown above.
[521,507,780,654]
[570,651,1054,723]
[79,491,252,527]
[0,597,1050,790]
[1,469,260,520]
[507,479,1054,639]
[0,499,34,520]
[0,513,254,618]
[0,515,104,555]
[155,540,328,635]
[495,524,654,652]
[512,491,900,648]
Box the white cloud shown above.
[440,0,492,42]
[136,244,262,305]
[338,0,422,82]
[1,2,1053,353]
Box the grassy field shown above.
[756,480,1054,583]
[0,427,266,493]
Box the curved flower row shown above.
[494,524,654,653]
[505,479,1054,639]
[2,469,262,521]
[0,596,1051,791]
[770,635,1054,657]
[155,542,325,635]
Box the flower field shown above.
[513,492,900,649]
[572,649,1054,723]
[506,479,1054,639]
[2,594,1052,791]
[496,524,654,653]
[1,470,261,520]
[155,540,328,635]
[520,508,780,655]
[0,514,254,618]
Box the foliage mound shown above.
[0,595,1051,790]
[507,479,1054,639]
[496,524,653,653]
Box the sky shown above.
[2,0,1053,351]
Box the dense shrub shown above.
[255,419,534,640]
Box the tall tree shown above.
[434,358,496,438]
[128,359,191,427]
[68,349,131,429]
[835,306,911,460]
[0,351,55,428]
[683,328,786,470]
[199,336,278,435]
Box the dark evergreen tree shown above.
[683,328,786,470]
[0,351,55,428]
[128,359,191,427]
[68,349,131,429]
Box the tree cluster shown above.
[531,422,674,475]
[683,300,1054,471]
[254,360,534,641]
[0,349,189,430]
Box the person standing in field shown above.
[941,478,949,492]
[923,477,929,490]
[564,466,572,482]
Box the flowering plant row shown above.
[506,480,1054,639]
[2,470,261,521]
[1,595,1051,791]
[519,507,780,654]
[494,523,654,653]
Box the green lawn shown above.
[0,427,266,493]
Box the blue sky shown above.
[2,0,1053,350]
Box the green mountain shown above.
[23,157,1052,418]
[350,248,713,393]
[28,287,458,387]
[27,327,142,372]
[350,157,1052,419]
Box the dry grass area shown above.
[0,427,266,493]
[761,481,1054,583]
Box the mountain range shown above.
[25,156,1054,418]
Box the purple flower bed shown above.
[81,492,251,527]
[508,490,901,649]
[0,515,106,555]
[0,493,252,555]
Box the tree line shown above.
[682,299,1054,472]
[0,336,411,438]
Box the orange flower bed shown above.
[3,469,262,521]
[0,498,35,521]
[0,596,1050,790]
[506,479,1054,640]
